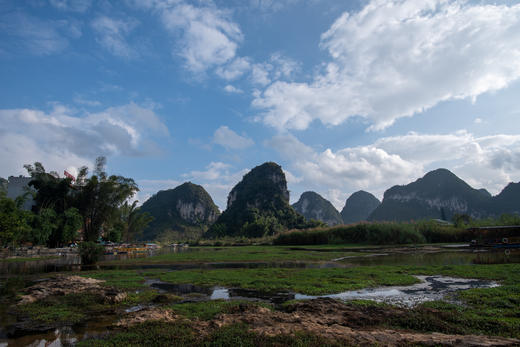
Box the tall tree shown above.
[74,157,139,242]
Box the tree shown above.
[0,192,33,247]
[74,157,139,242]
[119,201,154,242]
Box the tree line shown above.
[0,157,152,248]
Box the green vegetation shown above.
[77,321,339,347]
[158,267,419,295]
[106,245,365,264]
[15,293,108,326]
[206,162,320,239]
[79,269,147,289]
[274,217,520,245]
[139,182,219,241]
[171,301,272,320]
[79,241,104,265]
[292,191,343,226]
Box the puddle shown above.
[294,275,499,307]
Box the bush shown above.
[78,241,104,265]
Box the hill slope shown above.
[206,162,308,238]
[292,191,343,226]
[341,191,381,224]
[139,182,220,240]
[492,182,520,216]
[368,169,491,221]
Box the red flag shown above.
[64,170,76,181]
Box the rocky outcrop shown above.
[292,191,343,226]
[206,162,308,238]
[18,275,127,305]
[369,169,492,222]
[341,191,380,224]
[139,182,220,240]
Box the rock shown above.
[17,275,126,305]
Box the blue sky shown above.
[1,0,520,210]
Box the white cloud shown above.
[216,57,251,80]
[474,117,483,124]
[159,2,243,73]
[269,53,300,80]
[249,0,300,12]
[253,0,520,131]
[223,84,243,93]
[183,162,248,210]
[213,126,254,150]
[0,12,80,55]
[268,131,520,208]
[49,0,92,12]
[91,16,138,58]
[251,63,272,86]
[0,103,169,178]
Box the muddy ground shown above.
[120,298,520,346]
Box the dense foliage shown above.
[0,157,151,249]
[273,216,520,245]
[206,162,320,238]
[292,191,343,226]
[139,182,219,241]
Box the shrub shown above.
[78,241,104,265]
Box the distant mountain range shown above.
[139,182,220,241]
[368,168,519,221]
[292,191,343,226]
[136,164,520,240]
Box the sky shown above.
[1,0,520,211]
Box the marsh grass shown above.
[159,267,420,295]
[77,321,341,347]
[106,245,365,265]
[171,300,272,320]
[16,293,108,326]
[79,270,146,289]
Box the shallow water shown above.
[340,249,520,266]
[146,275,499,307]
[294,275,499,307]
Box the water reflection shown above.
[340,249,520,266]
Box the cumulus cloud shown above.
[0,103,169,178]
[159,2,243,73]
[223,84,243,93]
[254,0,520,131]
[216,57,251,80]
[213,126,254,150]
[91,16,138,58]
[268,131,520,208]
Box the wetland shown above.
[1,244,519,346]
